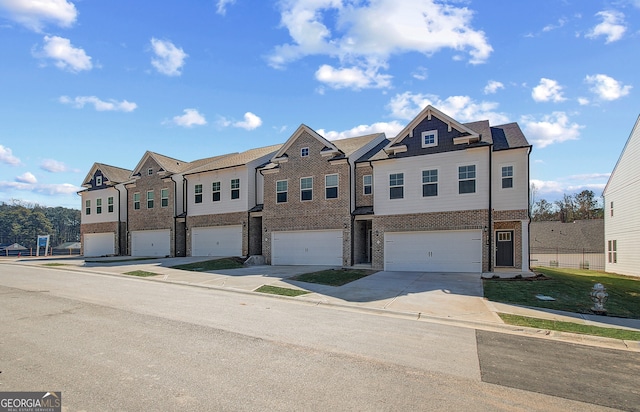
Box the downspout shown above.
[527,145,533,271]
[117,185,122,255]
[173,175,178,257]
[488,144,493,272]
[183,175,188,257]
[347,157,354,267]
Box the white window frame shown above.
[389,173,404,200]
[147,168,153,176]
[422,169,438,197]
[161,188,169,208]
[96,175,102,186]
[231,178,240,200]
[194,184,203,204]
[212,181,221,202]
[276,180,288,204]
[608,240,617,263]
[85,199,91,215]
[108,196,114,213]
[133,193,140,210]
[421,130,438,148]
[301,147,309,157]
[501,165,514,189]
[458,164,476,194]
[96,198,102,214]
[147,190,154,209]
[610,201,614,217]
[363,175,372,195]
[300,177,313,201]
[325,174,338,199]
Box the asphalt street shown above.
[0,263,637,411]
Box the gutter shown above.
[488,144,493,272]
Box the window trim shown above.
[301,147,309,157]
[96,175,102,186]
[608,240,617,264]
[300,176,313,201]
[421,130,438,148]
[610,201,614,217]
[501,165,514,189]
[161,188,169,208]
[389,172,404,200]
[276,180,288,204]
[363,174,372,195]
[212,181,221,202]
[147,168,153,176]
[85,199,91,215]
[96,198,102,214]
[458,164,477,194]
[147,190,154,209]
[108,196,114,213]
[230,178,240,200]
[422,169,438,197]
[325,174,338,199]
[133,192,140,210]
[194,184,203,204]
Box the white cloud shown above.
[412,67,428,81]
[268,0,492,88]
[521,112,583,148]
[36,36,93,73]
[0,0,77,32]
[542,18,567,33]
[40,159,69,173]
[586,10,626,43]
[216,0,236,15]
[0,145,21,165]
[315,64,392,90]
[16,172,37,184]
[171,109,207,128]
[59,96,137,112]
[531,178,607,197]
[233,112,262,130]
[387,92,510,125]
[0,180,80,196]
[577,97,590,105]
[317,121,403,141]
[585,74,632,101]
[483,80,504,95]
[150,38,187,76]
[531,78,566,102]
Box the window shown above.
[133,193,140,210]
[161,189,169,207]
[96,175,102,186]
[301,147,309,157]
[502,166,513,189]
[498,232,512,242]
[459,165,476,194]
[608,240,617,263]
[422,169,438,197]
[194,184,203,204]
[108,197,114,213]
[610,201,614,217]
[147,168,153,176]
[85,199,91,215]
[301,177,313,201]
[325,174,338,199]
[421,130,438,148]
[363,175,372,195]
[96,198,102,214]
[147,191,154,208]
[212,182,221,202]
[231,179,240,200]
[389,173,404,199]
[276,180,288,203]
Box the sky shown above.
[0,0,638,209]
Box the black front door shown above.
[496,231,514,267]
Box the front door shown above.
[496,231,514,267]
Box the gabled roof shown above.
[530,220,604,252]
[131,151,188,176]
[272,124,340,160]
[331,133,386,158]
[603,114,640,196]
[183,144,282,175]
[385,105,480,153]
[490,122,530,151]
[82,163,133,188]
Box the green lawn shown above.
[484,267,640,319]
[255,285,310,297]
[290,269,376,286]
[124,270,161,277]
[170,257,244,271]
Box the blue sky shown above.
[0,0,638,209]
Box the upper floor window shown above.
[301,177,313,201]
[421,130,438,148]
[389,173,404,199]
[194,184,203,204]
[96,175,102,186]
[231,179,240,200]
[161,188,169,207]
[325,174,338,199]
[459,165,476,194]
[422,169,438,197]
[301,147,309,157]
[133,193,140,210]
[363,175,372,195]
[276,180,288,203]
[147,190,154,209]
[502,166,513,189]
[96,198,102,214]
[85,199,91,215]
[212,182,221,202]
[108,197,114,213]
[610,201,614,217]
[147,168,153,176]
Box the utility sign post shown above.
[36,235,50,257]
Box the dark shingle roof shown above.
[331,134,384,157]
[530,220,604,252]
[491,122,530,150]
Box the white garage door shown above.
[84,233,115,257]
[131,229,170,257]
[385,230,482,272]
[191,225,242,257]
[272,230,343,266]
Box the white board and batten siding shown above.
[373,149,490,216]
[384,230,482,272]
[191,225,242,257]
[131,229,170,257]
[604,116,640,277]
[83,232,115,257]
[271,230,343,266]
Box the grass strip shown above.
[171,257,244,271]
[124,270,161,277]
[498,313,640,341]
[255,285,310,297]
[290,269,376,286]
[85,257,158,263]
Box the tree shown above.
[573,190,603,220]
[531,199,557,221]
[0,201,79,248]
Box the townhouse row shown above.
[80,105,532,273]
